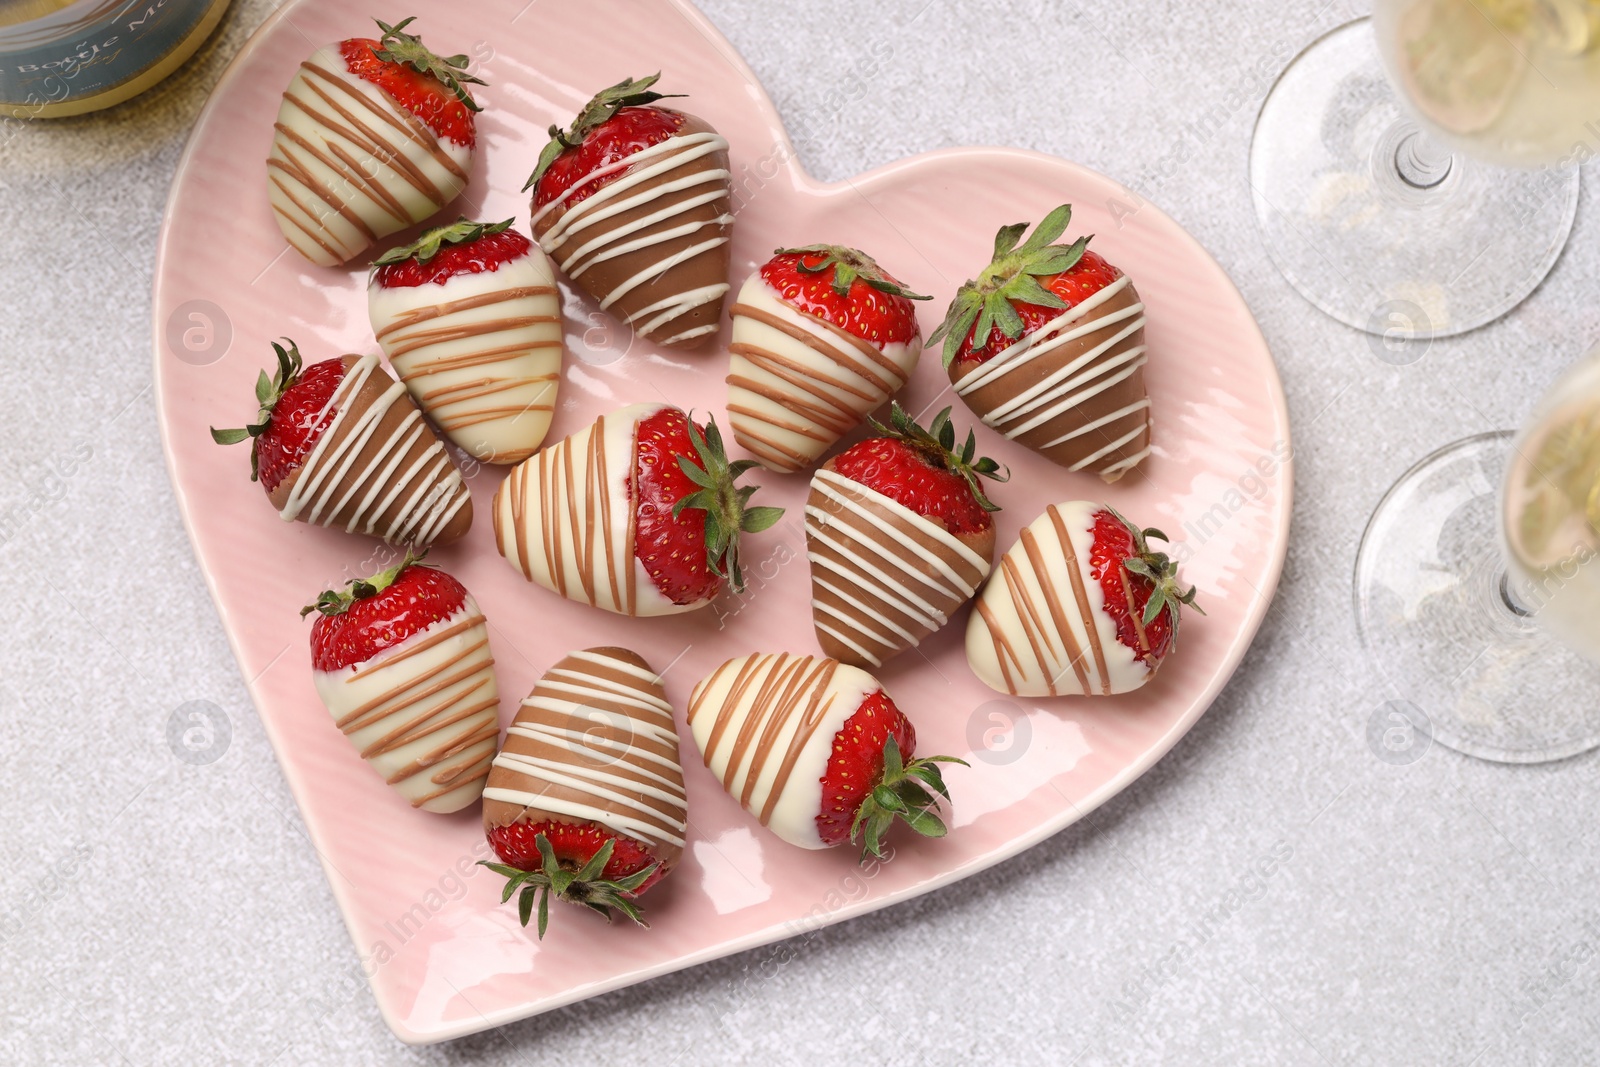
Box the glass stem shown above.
[1394,128,1453,189]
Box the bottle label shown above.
[0,0,219,112]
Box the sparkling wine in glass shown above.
[1250,2,1598,340]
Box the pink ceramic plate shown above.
[153,0,1292,1044]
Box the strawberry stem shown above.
[300,550,423,618]
[371,217,513,268]
[371,16,486,112]
[849,735,967,861]
[671,414,783,593]
[774,244,931,301]
[478,834,657,939]
[866,401,1009,512]
[209,338,303,482]
[927,203,1090,367]
[522,73,685,192]
[1103,505,1204,643]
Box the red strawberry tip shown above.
[671,413,784,593]
[849,733,967,861]
[478,834,657,938]
[866,401,1009,513]
[773,244,931,302]
[369,16,485,113]
[208,338,304,482]
[927,203,1091,368]
[522,72,685,193]
[1101,504,1205,637]
[300,549,424,619]
[370,216,514,270]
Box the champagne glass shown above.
[1294,0,1600,762]
[1250,3,1591,340]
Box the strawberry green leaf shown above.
[524,73,684,191]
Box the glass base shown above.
[1355,431,1600,764]
[1250,18,1579,339]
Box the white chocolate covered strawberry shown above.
[369,218,564,464]
[727,245,929,472]
[268,18,483,267]
[304,554,499,813]
[966,501,1202,697]
[688,652,963,856]
[525,74,732,347]
[492,404,781,616]
[480,647,685,936]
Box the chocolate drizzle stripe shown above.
[486,649,687,853]
[1051,506,1110,694]
[1021,523,1093,697]
[317,604,499,809]
[374,286,558,340]
[278,354,468,547]
[728,305,894,396]
[975,598,1021,693]
[270,54,467,265]
[531,132,732,342]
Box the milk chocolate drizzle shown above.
[483,648,687,862]
[372,260,564,463]
[269,47,470,266]
[805,469,990,668]
[320,602,500,811]
[726,276,922,472]
[968,502,1144,697]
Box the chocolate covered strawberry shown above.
[967,501,1202,696]
[492,403,781,616]
[929,205,1151,481]
[369,217,564,464]
[689,652,964,857]
[304,553,499,812]
[524,74,732,348]
[481,647,685,936]
[211,340,471,547]
[807,403,1006,669]
[727,245,930,472]
[269,17,484,267]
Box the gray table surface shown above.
[5,0,1599,1063]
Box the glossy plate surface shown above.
[152,0,1292,1044]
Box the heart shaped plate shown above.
[152,0,1292,1043]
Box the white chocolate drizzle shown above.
[805,469,990,668]
[484,648,687,853]
[530,132,732,344]
[954,275,1151,479]
[280,353,469,548]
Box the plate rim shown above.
[151,0,1294,1044]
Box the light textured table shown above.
[5,0,1599,1063]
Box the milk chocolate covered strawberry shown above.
[480,647,685,935]
[806,404,1005,669]
[930,205,1151,481]
[525,74,732,348]
[211,340,471,548]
